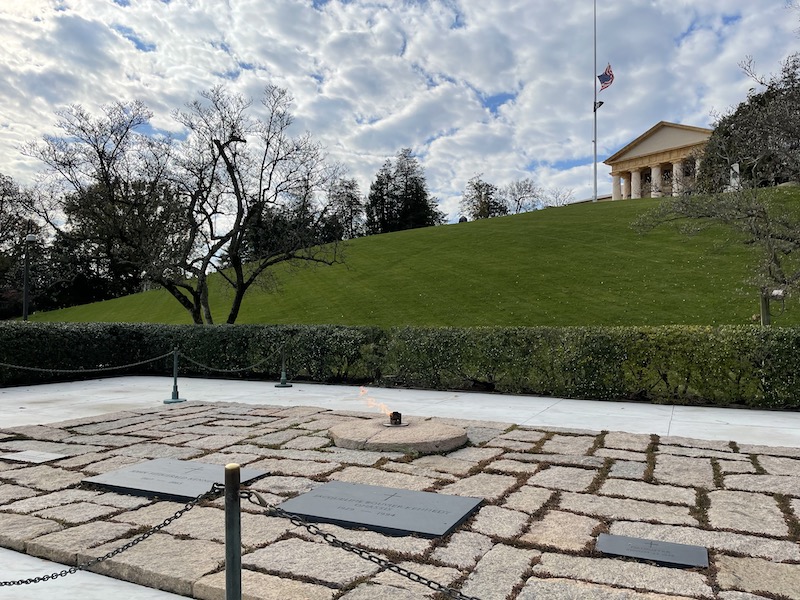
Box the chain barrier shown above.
[242,489,482,600]
[0,350,175,375]
[177,346,283,374]
[0,484,224,587]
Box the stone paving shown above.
[1,401,799,600]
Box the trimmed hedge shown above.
[1,322,798,409]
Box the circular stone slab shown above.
[329,418,468,455]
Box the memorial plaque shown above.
[277,481,482,538]
[83,458,266,501]
[596,533,708,568]
[0,450,67,464]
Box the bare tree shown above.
[542,187,574,208]
[500,177,542,214]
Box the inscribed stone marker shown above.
[83,458,266,501]
[596,533,709,567]
[277,480,482,538]
[0,450,67,464]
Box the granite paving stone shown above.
[79,455,147,474]
[438,473,519,501]
[429,531,494,568]
[708,490,788,536]
[501,486,551,513]
[0,513,63,551]
[758,455,800,476]
[716,555,800,600]
[190,451,263,466]
[34,501,121,524]
[1,488,101,513]
[242,537,380,586]
[531,553,713,597]
[328,466,437,490]
[520,510,601,551]
[163,506,296,549]
[484,438,537,451]
[736,444,800,458]
[380,461,458,481]
[1,464,85,491]
[610,521,800,562]
[527,465,598,492]
[559,492,696,525]
[248,457,341,477]
[93,492,153,509]
[599,479,696,505]
[717,593,774,600]
[281,435,331,450]
[445,446,505,463]
[653,454,715,488]
[541,435,597,455]
[27,520,137,564]
[295,522,433,556]
[341,562,461,599]
[183,435,248,450]
[248,475,320,495]
[498,429,547,443]
[724,474,800,497]
[603,432,652,452]
[249,429,307,446]
[609,460,647,479]
[408,454,475,475]
[595,448,648,461]
[659,436,733,451]
[469,505,529,539]
[718,459,757,474]
[465,426,509,445]
[193,569,336,600]
[518,577,691,600]
[110,501,186,527]
[506,453,606,468]
[486,458,543,475]
[319,446,404,465]
[0,483,38,503]
[60,434,151,447]
[80,533,226,597]
[0,439,107,456]
[660,445,748,460]
[460,544,540,600]
[109,443,204,460]
[4,425,72,442]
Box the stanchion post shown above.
[225,463,242,600]
[275,343,292,388]
[164,348,186,404]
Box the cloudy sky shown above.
[1,0,797,221]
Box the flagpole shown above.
[593,0,598,202]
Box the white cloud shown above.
[0,0,797,220]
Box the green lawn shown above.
[33,194,799,327]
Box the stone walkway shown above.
[1,400,799,600]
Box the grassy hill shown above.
[31,194,800,327]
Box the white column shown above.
[651,164,662,198]
[612,174,621,200]
[672,161,683,196]
[622,173,631,199]
[631,169,642,199]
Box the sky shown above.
[0,0,798,222]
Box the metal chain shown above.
[0,351,175,375]
[243,489,481,600]
[178,347,283,374]
[0,484,224,587]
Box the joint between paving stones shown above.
[585,431,608,457]
[642,434,659,483]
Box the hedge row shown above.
[1,322,798,409]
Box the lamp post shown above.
[22,233,37,321]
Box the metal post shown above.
[275,344,292,388]
[760,293,771,327]
[225,463,242,600]
[164,348,186,403]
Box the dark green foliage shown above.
[2,322,799,409]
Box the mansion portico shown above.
[604,121,712,200]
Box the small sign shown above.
[278,481,482,538]
[83,458,266,501]
[0,451,67,464]
[597,533,708,568]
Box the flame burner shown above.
[384,411,408,427]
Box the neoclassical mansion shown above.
[604,121,712,200]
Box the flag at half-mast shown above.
[598,63,614,91]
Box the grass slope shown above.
[33,195,800,327]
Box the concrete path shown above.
[1,377,799,599]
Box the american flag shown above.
[598,63,614,91]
